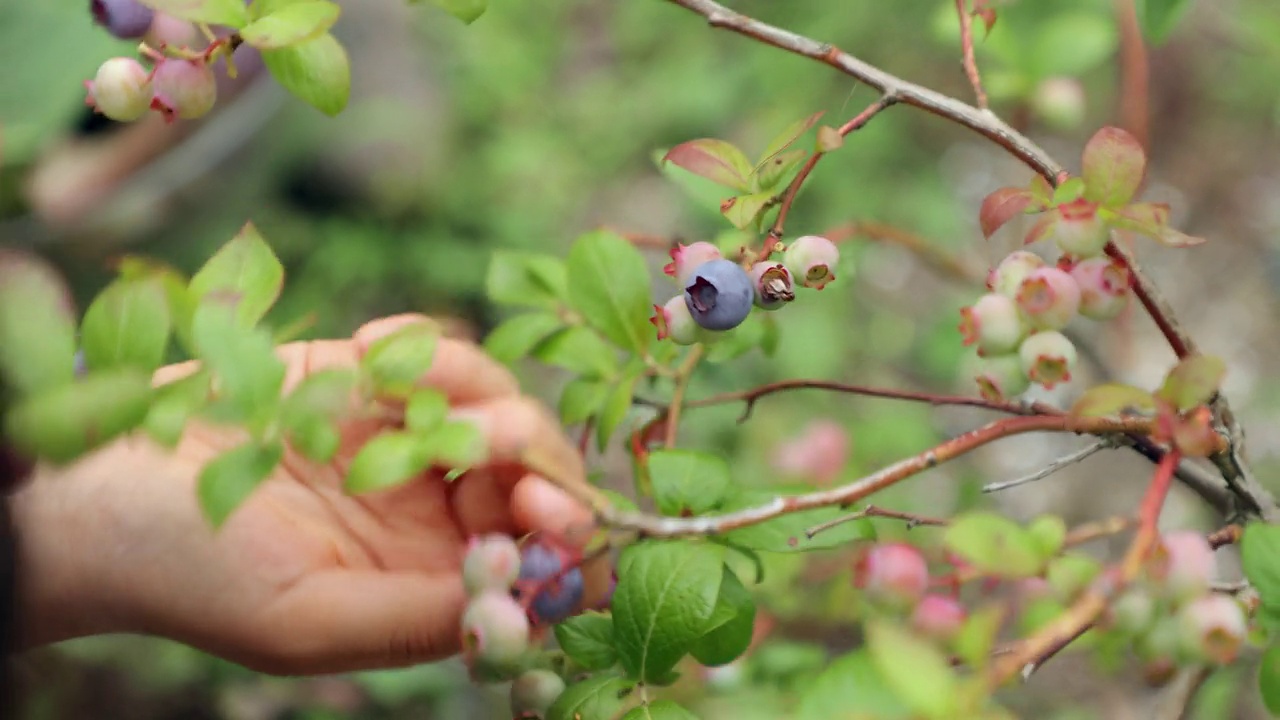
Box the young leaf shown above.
[531,327,619,379]
[1157,355,1226,412]
[422,419,487,468]
[546,676,636,720]
[281,369,357,426]
[1051,176,1088,205]
[81,277,171,374]
[118,257,198,354]
[754,111,824,172]
[661,139,753,192]
[596,373,638,453]
[866,621,959,719]
[566,231,654,356]
[648,449,731,517]
[197,439,284,527]
[621,701,699,720]
[690,566,755,667]
[344,431,431,494]
[559,378,608,425]
[1082,126,1146,207]
[483,312,564,364]
[4,369,152,463]
[1242,523,1280,607]
[0,249,77,397]
[404,388,449,432]
[1259,643,1280,715]
[360,322,438,399]
[261,33,350,116]
[240,0,340,49]
[137,0,250,27]
[612,540,724,683]
[1069,383,1156,418]
[191,301,286,421]
[720,192,774,230]
[189,223,285,327]
[1136,0,1194,46]
[427,0,487,24]
[944,512,1045,578]
[144,369,212,448]
[287,417,341,462]
[796,650,910,720]
[554,612,619,672]
[486,252,569,309]
[752,149,807,193]
[978,187,1034,238]
[952,604,1004,671]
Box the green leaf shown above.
[261,33,350,116]
[953,604,1004,671]
[137,0,249,26]
[360,322,438,399]
[189,223,284,327]
[404,388,449,432]
[566,231,654,355]
[796,650,910,720]
[483,312,564,364]
[690,566,755,667]
[1069,383,1156,417]
[559,378,608,425]
[648,449,731,517]
[1027,515,1068,559]
[612,540,724,683]
[144,369,212,448]
[81,277,171,375]
[554,612,619,672]
[240,1,340,49]
[661,139,753,192]
[597,373,638,453]
[427,0,486,24]
[118,257,198,354]
[1046,553,1102,600]
[944,512,1046,578]
[287,417,341,462]
[1157,355,1226,412]
[281,369,356,426]
[197,439,284,527]
[485,252,569,309]
[1242,523,1280,608]
[4,368,152,463]
[190,301,286,422]
[752,149,807,193]
[1259,643,1280,715]
[423,419,488,468]
[1136,0,1194,45]
[1029,13,1118,79]
[1082,127,1147,208]
[0,249,76,397]
[721,490,876,552]
[720,192,773,230]
[344,431,431,493]
[754,111,823,171]
[531,326,618,379]
[621,701,699,720]
[866,621,959,719]
[546,676,636,720]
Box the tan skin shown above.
[11,314,608,675]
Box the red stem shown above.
[954,0,988,109]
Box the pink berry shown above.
[510,669,566,716]
[972,353,1030,401]
[748,262,795,310]
[1016,267,1080,331]
[770,419,849,485]
[145,12,197,49]
[463,534,522,596]
[651,295,707,345]
[461,591,531,666]
[988,251,1046,298]
[150,58,217,122]
[959,293,1028,356]
[911,594,967,640]
[782,235,840,290]
[854,542,929,608]
[1053,199,1111,258]
[1178,594,1246,664]
[1148,531,1216,601]
[1068,256,1129,321]
[84,57,152,122]
[663,242,723,286]
[1019,330,1077,389]
[1031,77,1086,132]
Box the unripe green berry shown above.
[1148,531,1216,603]
[1053,199,1111,258]
[749,261,795,310]
[989,251,1046,298]
[1110,588,1157,636]
[510,669,567,717]
[1019,331,1077,389]
[1016,267,1080,331]
[84,57,152,122]
[463,534,522,596]
[651,296,708,345]
[783,235,840,290]
[972,352,1030,401]
[1177,594,1246,664]
[959,293,1028,356]
[461,591,531,667]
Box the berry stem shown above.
[953,0,988,110]
[663,344,705,448]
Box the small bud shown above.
[972,352,1031,401]
[959,293,1028,356]
[770,419,849,486]
[510,669,567,717]
[651,296,707,345]
[911,594,967,641]
[1019,330,1078,389]
[84,57,152,122]
[463,534,522,596]
[748,262,795,310]
[1178,594,1246,664]
[854,542,930,609]
[684,259,754,331]
[1031,77,1086,131]
[150,58,217,122]
[663,242,723,285]
[988,251,1046,297]
[1053,199,1111,258]
[461,591,531,666]
[1068,256,1129,321]
[91,0,154,39]
[1148,531,1216,602]
[783,235,840,290]
[1016,267,1081,331]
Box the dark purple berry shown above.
[516,543,585,624]
[683,259,753,331]
[91,0,155,39]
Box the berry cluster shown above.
[854,542,968,640]
[85,0,220,124]
[963,203,1131,400]
[652,235,840,342]
[459,534,596,718]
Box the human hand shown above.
[12,314,610,674]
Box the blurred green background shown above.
[5,0,1280,717]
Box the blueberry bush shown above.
[6,0,1280,718]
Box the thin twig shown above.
[804,505,948,539]
[982,439,1112,493]
[954,0,988,109]
[1063,515,1135,547]
[824,220,984,284]
[664,345,705,448]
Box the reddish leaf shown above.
[974,7,998,36]
[979,187,1034,238]
[754,111,825,171]
[662,139,753,191]
[1171,407,1220,457]
[1082,127,1146,207]
[1108,202,1170,235]
[1023,212,1057,245]
[1157,355,1226,412]
[1070,383,1156,418]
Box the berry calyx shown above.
[664,242,723,286]
[84,57,153,122]
[1015,267,1081,331]
[1068,256,1130,321]
[91,0,155,40]
[959,293,1028,356]
[748,262,795,310]
[782,235,840,290]
[988,251,1046,297]
[651,295,708,345]
[683,259,754,331]
[461,591,531,666]
[1053,198,1110,258]
[462,534,522,596]
[854,542,929,609]
[1018,330,1078,389]
[150,58,217,122]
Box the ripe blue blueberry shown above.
[516,543,585,624]
[91,0,155,39]
[683,259,753,331]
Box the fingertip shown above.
[511,474,596,546]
